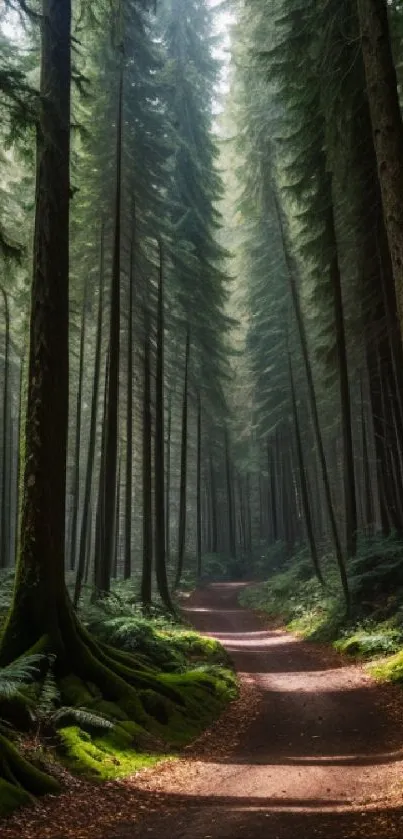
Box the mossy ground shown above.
[240,536,403,683]
[57,725,163,779]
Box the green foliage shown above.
[240,536,403,676]
[335,626,403,659]
[57,723,161,780]
[371,650,403,683]
[83,592,229,673]
[0,654,42,700]
[348,535,403,607]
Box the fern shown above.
[34,667,59,717]
[0,654,44,699]
[50,707,114,731]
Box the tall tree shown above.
[154,241,173,608]
[176,328,189,588]
[0,0,72,657]
[358,0,403,327]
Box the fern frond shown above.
[52,707,114,731]
[36,669,60,716]
[0,654,44,699]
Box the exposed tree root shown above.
[0,733,59,817]
[0,589,234,817]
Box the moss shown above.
[139,666,238,746]
[59,674,99,706]
[89,699,129,721]
[161,630,230,667]
[370,649,403,682]
[57,725,164,779]
[140,690,171,724]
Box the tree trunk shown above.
[141,309,152,609]
[274,190,350,606]
[175,329,190,588]
[360,376,375,535]
[74,233,105,606]
[225,428,236,558]
[13,360,23,566]
[0,0,72,656]
[196,391,202,579]
[165,388,172,566]
[68,283,88,572]
[267,439,278,543]
[327,207,358,556]
[102,61,123,594]
[209,450,218,553]
[288,351,323,583]
[124,236,134,581]
[154,241,173,610]
[0,286,10,567]
[358,0,403,328]
[93,351,109,598]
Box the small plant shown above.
[0,654,44,700]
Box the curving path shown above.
[3,582,403,839]
[126,582,403,838]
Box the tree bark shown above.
[175,329,190,588]
[209,450,218,554]
[274,190,350,607]
[288,352,323,584]
[225,428,236,559]
[358,0,403,328]
[141,309,152,609]
[267,439,278,543]
[74,233,104,606]
[0,0,72,656]
[327,206,358,557]
[102,61,123,593]
[68,283,87,572]
[154,241,173,610]
[196,391,202,578]
[0,286,10,567]
[124,235,134,581]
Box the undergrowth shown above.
[240,535,403,675]
[0,570,237,817]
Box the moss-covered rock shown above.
[57,724,163,779]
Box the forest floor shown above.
[3,582,403,838]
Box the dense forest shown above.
[3,0,403,835]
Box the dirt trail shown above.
[124,582,403,838]
[3,582,403,839]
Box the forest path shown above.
[125,582,403,838]
[3,583,403,839]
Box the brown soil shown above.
[3,582,403,838]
